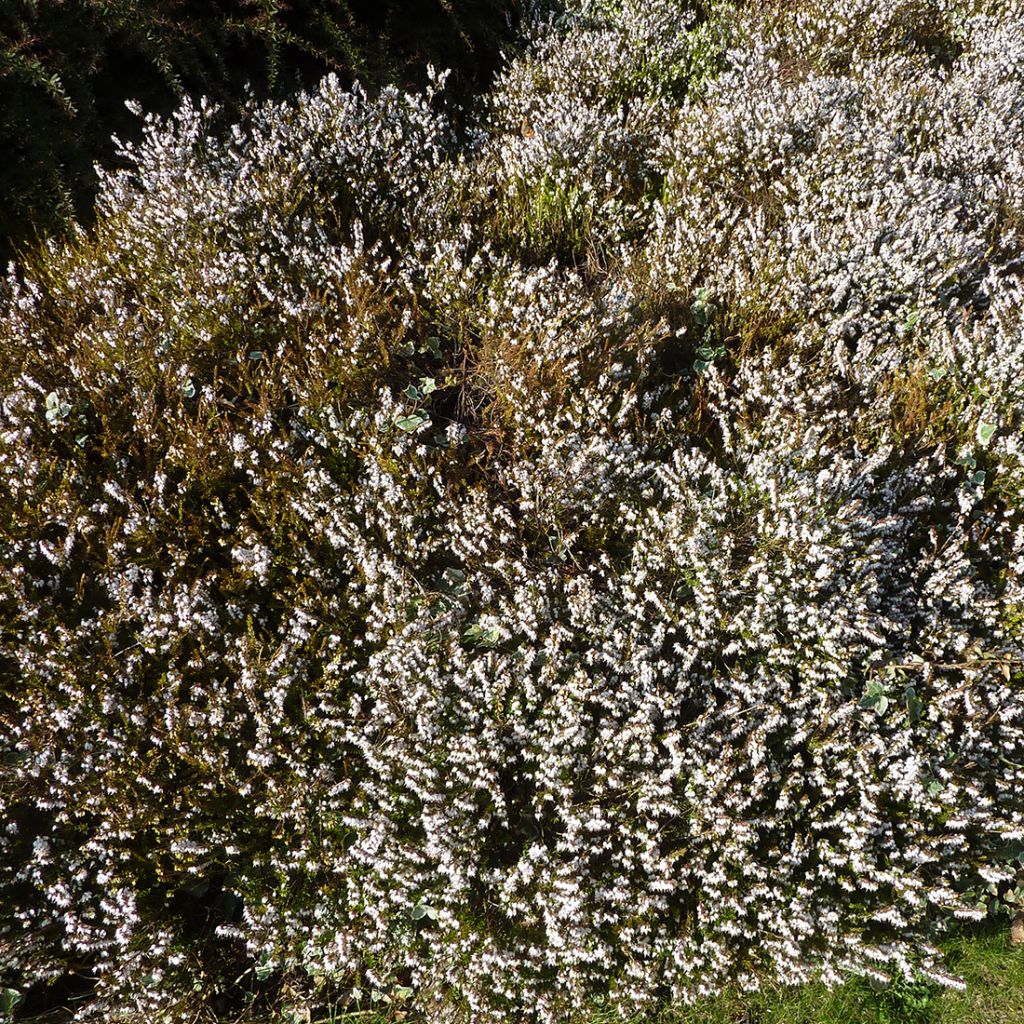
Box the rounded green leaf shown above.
[396,413,428,433]
[0,989,22,1017]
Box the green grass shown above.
[927,925,1024,1024]
[652,924,1024,1024]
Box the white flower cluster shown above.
[1,1,1023,1020]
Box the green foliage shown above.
[0,988,21,1022]
[495,170,600,264]
[871,977,937,1024]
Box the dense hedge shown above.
[0,0,522,263]
[1,1,1024,1022]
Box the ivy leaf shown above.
[977,421,997,446]
[463,623,500,647]
[0,989,22,1018]
[418,376,438,396]
[396,413,428,433]
[690,288,715,327]
[904,684,922,724]
[441,566,467,594]
[860,680,890,716]
[44,391,72,423]
[218,889,242,919]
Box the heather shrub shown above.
[1,1,1023,1022]
[471,0,735,263]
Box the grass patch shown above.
[645,924,1024,1024]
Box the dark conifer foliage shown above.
[0,0,522,261]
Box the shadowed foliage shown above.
[0,0,525,262]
